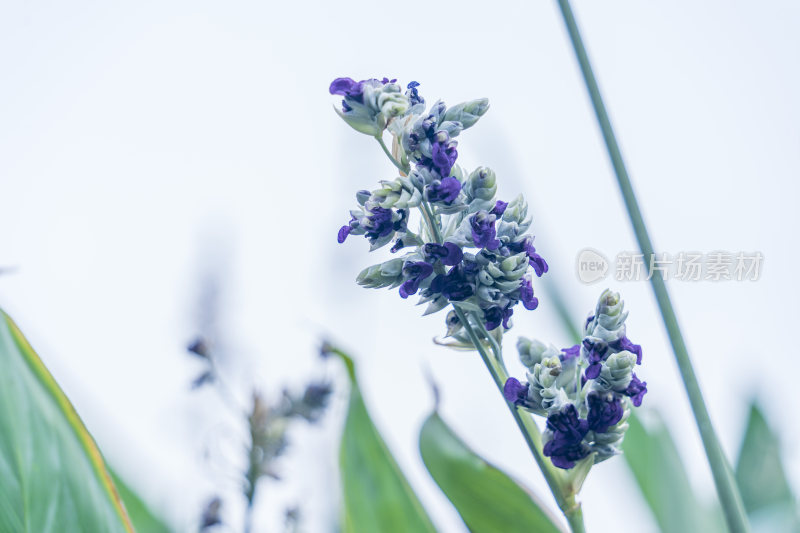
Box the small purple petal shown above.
[483,306,503,330]
[515,236,548,277]
[470,211,501,250]
[502,307,514,329]
[399,261,434,299]
[519,278,539,310]
[529,253,549,277]
[337,225,352,243]
[426,176,461,204]
[585,363,601,380]
[442,242,464,266]
[617,336,643,365]
[560,345,580,361]
[490,200,508,217]
[543,404,591,470]
[625,373,648,407]
[431,137,458,177]
[503,378,528,405]
[548,454,579,470]
[587,391,624,433]
[329,77,364,100]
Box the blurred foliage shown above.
[331,346,437,533]
[622,412,722,533]
[735,404,800,533]
[0,310,133,532]
[420,411,566,533]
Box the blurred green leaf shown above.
[111,469,173,533]
[334,348,436,533]
[622,413,713,533]
[419,411,565,533]
[0,310,134,533]
[735,403,800,532]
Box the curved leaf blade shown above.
[419,412,565,533]
[111,469,173,533]
[333,347,436,533]
[735,403,800,532]
[0,310,134,533]
[622,412,716,533]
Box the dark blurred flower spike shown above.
[187,337,210,359]
[199,497,223,531]
[191,370,215,390]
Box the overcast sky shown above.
[1,1,799,531]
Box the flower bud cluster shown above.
[503,290,648,469]
[333,77,548,334]
[330,77,409,136]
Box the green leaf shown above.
[735,403,800,532]
[333,347,436,533]
[111,470,173,533]
[419,411,565,533]
[0,310,134,533]
[622,412,713,533]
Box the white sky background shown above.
[1,1,799,531]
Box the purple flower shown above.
[423,242,463,266]
[490,200,508,217]
[483,305,514,330]
[483,306,503,330]
[560,344,580,361]
[503,378,528,406]
[337,215,359,244]
[329,77,365,101]
[431,137,458,177]
[614,336,643,365]
[587,391,624,433]
[519,277,539,310]
[337,224,352,243]
[362,206,393,240]
[543,404,590,469]
[390,239,405,253]
[430,262,476,301]
[362,206,407,242]
[510,236,548,276]
[625,373,647,407]
[399,261,434,299]
[426,177,461,204]
[582,338,609,379]
[470,211,500,250]
[407,81,424,106]
[502,307,514,329]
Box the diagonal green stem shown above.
[452,306,577,524]
[376,132,583,532]
[376,135,408,174]
[554,1,750,531]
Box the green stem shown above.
[420,201,443,243]
[563,500,586,533]
[554,2,750,532]
[452,306,572,516]
[376,135,408,174]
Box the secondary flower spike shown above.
[503,289,648,469]
[332,77,548,335]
